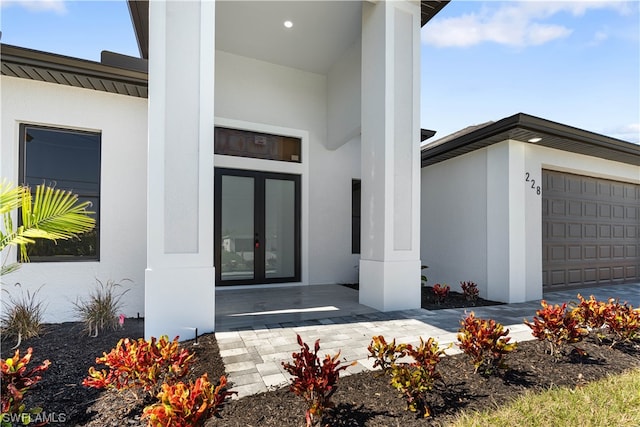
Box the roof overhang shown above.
[421,0,450,26]
[128,1,450,61]
[1,44,148,98]
[0,44,147,98]
[421,113,640,167]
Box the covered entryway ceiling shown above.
[543,170,640,291]
[215,1,361,75]
[128,1,450,74]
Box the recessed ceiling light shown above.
[284,20,293,29]
[528,137,542,143]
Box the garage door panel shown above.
[568,223,581,238]
[568,269,582,283]
[612,267,625,280]
[599,245,611,259]
[584,268,597,283]
[584,224,597,238]
[550,246,565,261]
[584,246,597,259]
[584,203,597,217]
[568,201,581,216]
[613,205,624,218]
[551,200,566,215]
[551,223,565,238]
[599,267,611,281]
[550,270,565,285]
[568,245,581,260]
[613,245,625,258]
[599,182,612,197]
[543,170,640,291]
[612,183,625,199]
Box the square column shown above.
[486,140,528,303]
[145,1,216,339]
[359,1,422,311]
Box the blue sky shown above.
[1,0,638,143]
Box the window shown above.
[19,124,101,261]
[214,127,301,163]
[352,179,361,254]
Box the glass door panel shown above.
[220,175,254,281]
[215,168,300,285]
[265,179,296,279]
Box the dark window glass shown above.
[214,127,301,163]
[19,124,101,261]
[352,180,361,254]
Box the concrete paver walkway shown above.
[215,283,640,398]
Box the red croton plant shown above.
[83,335,194,395]
[1,347,50,422]
[282,334,353,427]
[142,373,235,427]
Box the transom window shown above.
[214,127,301,163]
[19,124,101,261]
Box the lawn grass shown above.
[451,368,640,427]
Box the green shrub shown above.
[1,284,46,349]
[457,312,516,375]
[72,278,129,336]
[368,335,449,417]
[525,300,587,359]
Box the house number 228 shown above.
[525,172,541,195]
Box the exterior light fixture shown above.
[284,20,293,29]
[528,137,542,143]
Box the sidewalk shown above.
[215,283,640,398]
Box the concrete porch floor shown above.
[215,283,640,398]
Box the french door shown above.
[214,168,301,285]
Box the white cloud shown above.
[1,0,67,15]
[422,1,631,48]
[592,30,609,43]
[605,123,640,143]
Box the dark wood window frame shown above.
[18,123,101,262]
[214,127,302,163]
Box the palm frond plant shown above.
[0,179,96,277]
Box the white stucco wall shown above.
[1,76,148,323]
[421,138,640,303]
[214,51,361,287]
[327,40,361,151]
[420,149,489,297]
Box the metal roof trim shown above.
[1,44,148,98]
[421,113,640,167]
[2,44,148,83]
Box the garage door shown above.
[542,170,640,291]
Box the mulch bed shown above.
[2,288,639,427]
[340,283,505,311]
